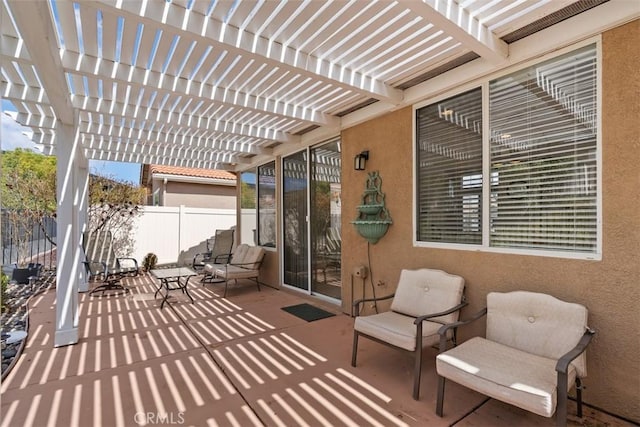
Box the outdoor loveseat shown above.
[202,244,265,297]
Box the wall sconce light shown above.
[354,150,369,171]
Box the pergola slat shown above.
[1,0,631,171]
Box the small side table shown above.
[150,267,197,309]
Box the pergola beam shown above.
[8,1,73,124]
[398,0,508,63]
[60,49,336,128]
[92,0,403,105]
[76,122,275,156]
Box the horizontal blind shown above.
[416,88,483,244]
[489,44,597,252]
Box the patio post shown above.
[77,156,89,293]
[54,118,82,347]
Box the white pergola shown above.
[1,0,637,346]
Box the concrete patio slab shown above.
[1,274,634,427]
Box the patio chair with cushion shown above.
[435,291,595,427]
[351,268,467,400]
[202,244,265,297]
[83,231,139,296]
[193,228,235,271]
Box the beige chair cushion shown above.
[437,337,578,418]
[242,246,265,269]
[354,312,443,351]
[209,245,264,280]
[204,244,254,273]
[230,244,250,264]
[213,265,260,279]
[354,268,464,351]
[486,291,588,376]
[390,269,465,324]
[203,262,223,274]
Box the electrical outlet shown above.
[376,280,386,287]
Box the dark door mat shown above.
[281,303,336,322]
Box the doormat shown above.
[281,303,336,322]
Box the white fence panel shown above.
[131,206,236,265]
[240,209,257,245]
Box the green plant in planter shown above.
[142,253,158,272]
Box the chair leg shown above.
[436,376,446,416]
[556,371,569,427]
[223,278,229,298]
[413,346,422,400]
[254,278,261,292]
[576,377,583,418]
[351,331,359,367]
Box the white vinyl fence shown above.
[131,206,236,265]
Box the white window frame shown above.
[413,38,602,260]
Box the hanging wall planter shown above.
[351,171,392,244]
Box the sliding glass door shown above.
[310,141,341,299]
[282,140,341,300]
[282,151,308,290]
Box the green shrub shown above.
[1,271,9,313]
[142,253,158,272]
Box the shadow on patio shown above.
[0,274,631,427]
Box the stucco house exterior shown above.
[141,164,237,209]
[2,0,638,423]
[240,20,640,421]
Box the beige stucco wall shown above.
[152,180,236,208]
[339,20,640,421]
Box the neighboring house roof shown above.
[144,165,236,186]
[149,165,236,181]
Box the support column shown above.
[54,118,81,347]
[77,155,89,293]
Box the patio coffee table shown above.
[150,267,197,309]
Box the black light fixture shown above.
[354,150,369,171]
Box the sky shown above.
[1,100,141,184]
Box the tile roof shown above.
[149,165,236,181]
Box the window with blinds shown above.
[416,88,483,244]
[489,45,598,253]
[415,44,599,256]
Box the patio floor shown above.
[0,274,632,427]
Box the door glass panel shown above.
[311,141,341,299]
[257,162,276,247]
[283,151,308,289]
[240,171,257,245]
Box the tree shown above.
[1,149,146,262]
[241,180,256,209]
[1,149,57,265]
[87,174,146,256]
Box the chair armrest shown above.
[228,252,265,270]
[227,260,261,269]
[352,294,395,316]
[556,328,596,374]
[214,253,232,264]
[413,299,469,325]
[437,307,487,352]
[192,252,212,267]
